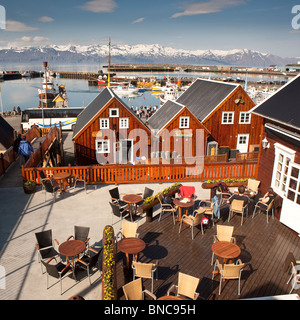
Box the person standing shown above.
[18,135,34,164]
[13,133,22,167]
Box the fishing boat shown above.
[112,83,139,95]
[38,61,57,108]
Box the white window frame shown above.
[109,108,119,117]
[271,143,296,197]
[96,140,110,154]
[222,112,234,124]
[119,118,129,129]
[100,118,109,129]
[286,162,300,204]
[179,116,190,129]
[239,112,251,124]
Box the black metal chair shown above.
[109,187,128,209]
[75,247,103,285]
[35,229,60,273]
[137,187,154,206]
[72,171,89,193]
[110,201,130,222]
[66,226,90,252]
[41,257,73,295]
[39,171,60,202]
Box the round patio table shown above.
[211,241,241,263]
[173,198,195,222]
[118,237,145,269]
[123,194,143,219]
[53,172,71,192]
[59,240,86,278]
[158,296,183,300]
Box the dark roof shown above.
[73,88,113,139]
[147,100,184,132]
[251,74,300,130]
[0,116,15,149]
[176,78,238,121]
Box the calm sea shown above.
[0,63,290,112]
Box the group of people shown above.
[13,134,34,165]
[226,184,276,216]
[130,105,158,121]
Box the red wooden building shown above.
[148,78,263,160]
[73,88,152,165]
[251,74,300,234]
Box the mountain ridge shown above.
[0,43,297,67]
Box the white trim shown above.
[109,108,119,117]
[96,139,110,154]
[119,117,129,129]
[179,116,190,129]
[265,123,300,142]
[221,111,234,124]
[271,143,296,197]
[99,118,109,129]
[239,112,251,124]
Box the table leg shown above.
[176,207,183,223]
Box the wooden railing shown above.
[22,159,258,185]
[0,125,43,178]
[24,125,60,169]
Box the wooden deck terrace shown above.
[115,205,300,300]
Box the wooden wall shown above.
[160,107,209,159]
[74,98,151,165]
[203,86,264,151]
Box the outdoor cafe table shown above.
[211,241,241,264]
[122,194,143,219]
[59,240,86,277]
[173,198,195,222]
[53,172,71,192]
[158,296,183,300]
[118,237,146,269]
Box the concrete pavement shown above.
[0,178,211,300]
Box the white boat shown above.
[38,61,57,107]
[160,85,181,104]
[21,71,31,78]
[112,83,139,95]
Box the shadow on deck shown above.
[115,206,300,300]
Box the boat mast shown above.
[108,37,111,88]
[42,60,48,128]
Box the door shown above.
[236,134,249,153]
[280,162,300,234]
[114,140,133,164]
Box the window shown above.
[286,163,300,205]
[179,116,190,128]
[96,140,110,153]
[239,112,251,124]
[100,118,109,129]
[222,112,234,124]
[109,108,119,117]
[272,143,296,196]
[119,118,129,129]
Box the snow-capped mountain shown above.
[0,43,297,67]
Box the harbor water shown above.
[0,63,292,113]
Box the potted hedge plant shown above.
[23,180,36,194]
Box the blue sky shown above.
[0,0,299,57]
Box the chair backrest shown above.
[74,225,90,242]
[123,278,143,300]
[110,202,121,218]
[42,179,54,193]
[122,220,138,238]
[223,262,244,279]
[89,248,102,268]
[35,229,53,249]
[41,260,59,278]
[39,171,46,180]
[247,179,260,192]
[267,199,275,210]
[217,225,234,242]
[109,187,120,200]
[194,212,204,225]
[231,199,244,212]
[132,261,154,278]
[158,192,164,204]
[143,187,154,199]
[177,272,199,299]
[284,252,297,273]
